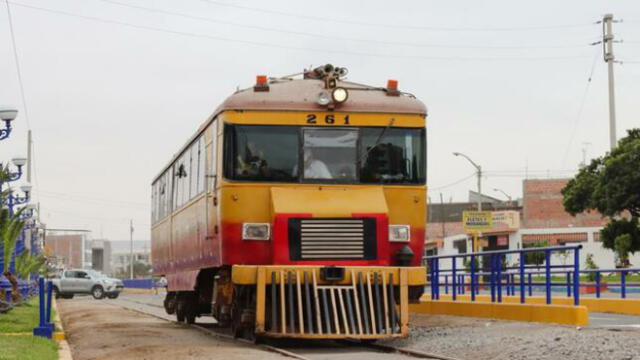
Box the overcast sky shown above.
[0,0,639,241]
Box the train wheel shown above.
[176,297,186,323]
[185,293,197,325]
[164,292,177,315]
[231,285,256,341]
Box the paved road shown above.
[588,312,640,328]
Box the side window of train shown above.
[209,122,217,190]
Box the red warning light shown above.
[386,79,399,96]
[254,75,269,92]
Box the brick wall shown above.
[522,179,607,229]
[44,234,85,268]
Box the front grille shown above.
[288,218,377,260]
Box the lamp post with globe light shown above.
[5,183,31,216]
[0,107,18,141]
[1,157,27,190]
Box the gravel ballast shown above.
[387,314,640,360]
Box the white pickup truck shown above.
[51,269,124,299]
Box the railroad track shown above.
[111,296,460,360]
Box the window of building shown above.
[453,239,467,254]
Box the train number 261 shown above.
[306,114,350,125]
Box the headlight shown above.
[389,225,410,242]
[242,223,271,241]
[331,87,348,103]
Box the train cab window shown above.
[360,128,426,184]
[227,125,298,182]
[301,128,357,181]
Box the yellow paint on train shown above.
[222,110,426,127]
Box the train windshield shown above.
[226,125,425,184]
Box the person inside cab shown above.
[303,148,332,179]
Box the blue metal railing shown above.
[424,245,583,306]
[425,246,640,306]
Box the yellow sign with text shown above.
[463,211,493,232]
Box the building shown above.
[44,232,92,270]
[110,241,151,277]
[90,239,113,275]
[425,178,639,269]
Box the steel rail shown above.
[110,296,462,360]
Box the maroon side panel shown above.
[167,270,199,292]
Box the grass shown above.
[0,296,59,359]
[0,336,58,360]
[0,296,57,334]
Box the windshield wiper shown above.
[359,117,395,164]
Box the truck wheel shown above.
[52,286,60,299]
[92,286,105,300]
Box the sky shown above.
[0,0,639,241]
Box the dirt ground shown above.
[389,314,640,360]
[57,298,286,360]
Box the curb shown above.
[410,299,589,326]
[52,298,73,360]
[422,294,640,316]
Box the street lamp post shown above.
[453,152,483,253]
[0,107,18,141]
[493,188,512,202]
[453,152,482,211]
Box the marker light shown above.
[254,75,269,92]
[331,87,348,103]
[242,223,271,241]
[386,79,400,96]
[389,225,410,242]
[317,91,331,106]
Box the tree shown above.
[115,261,152,279]
[524,241,548,266]
[614,234,632,268]
[0,206,26,302]
[562,128,640,262]
[15,250,46,280]
[584,254,598,282]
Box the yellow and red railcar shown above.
[151,65,427,340]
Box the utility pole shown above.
[440,193,446,241]
[129,219,134,279]
[26,130,31,182]
[602,14,618,149]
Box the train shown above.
[151,64,427,340]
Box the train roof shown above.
[153,68,427,183]
[213,78,427,116]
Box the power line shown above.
[200,0,594,32]
[4,0,31,129]
[8,1,592,62]
[38,190,148,208]
[431,173,476,190]
[96,0,589,50]
[561,47,600,168]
